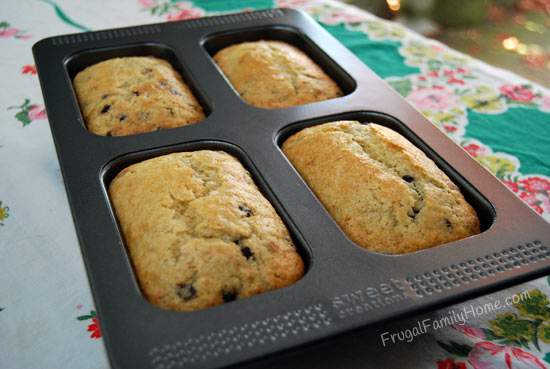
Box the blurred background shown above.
[345,0,550,87]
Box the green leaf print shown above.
[77,310,97,321]
[388,78,412,97]
[0,201,9,226]
[37,0,90,31]
[477,156,517,179]
[148,2,179,16]
[426,59,443,71]
[8,98,46,126]
[538,322,550,344]
[489,312,536,343]
[15,110,31,126]
[461,86,506,114]
[482,327,507,342]
[362,20,405,40]
[514,289,550,321]
[482,289,550,351]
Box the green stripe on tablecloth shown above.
[465,108,550,176]
[322,24,419,78]
[190,0,273,12]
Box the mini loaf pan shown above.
[33,8,550,369]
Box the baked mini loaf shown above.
[213,40,342,109]
[109,150,304,311]
[282,121,480,254]
[73,56,204,136]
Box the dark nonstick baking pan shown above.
[33,8,550,369]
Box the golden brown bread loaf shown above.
[282,121,480,254]
[73,56,204,136]
[109,150,304,311]
[213,40,342,109]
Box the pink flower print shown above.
[443,125,457,133]
[448,77,465,85]
[28,105,46,121]
[343,13,368,24]
[519,192,544,215]
[166,4,204,21]
[502,179,519,193]
[316,12,368,25]
[77,310,102,340]
[407,88,459,111]
[0,27,18,38]
[0,22,30,39]
[452,324,486,341]
[462,143,486,158]
[541,194,550,214]
[9,99,46,126]
[499,84,536,103]
[437,358,468,369]
[517,176,550,217]
[276,0,312,8]
[519,176,550,193]
[87,318,101,339]
[138,0,156,9]
[22,64,37,75]
[540,95,550,112]
[468,342,547,369]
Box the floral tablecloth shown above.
[1,1,549,368]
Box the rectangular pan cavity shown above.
[202,25,356,98]
[101,141,311,311]
[65,43,211,132]
[32,9,550,369]
[277,111,496,244]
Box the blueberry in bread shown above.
[73,56,204,136]
[282,121,480,254]
[109,150,304,311]
[213,40,342,109]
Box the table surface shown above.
[1,1,549,368]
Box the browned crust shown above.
[109,150,304,311]
[282,121,480,254]
[73,56,204,136]
[213,40,342,109]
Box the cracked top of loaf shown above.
[282,121,480,254]
[213,40,342,109]
[73,56,204,136]
[109,150,304,311]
